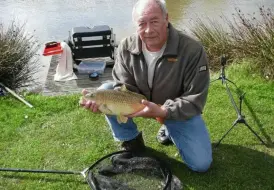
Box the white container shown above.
[77,60,106,74]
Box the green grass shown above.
[0,62,274,190]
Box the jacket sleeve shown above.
[163,46,210,120]
[112,42,140,93]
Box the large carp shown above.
[80,85,148,124]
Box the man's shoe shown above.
[156,125,173,145]
[110,132,146,164]
[121,132,146,153]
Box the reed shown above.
[190,6,274,79]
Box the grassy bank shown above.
[0,61,273,190]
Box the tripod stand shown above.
[211,56,267,148]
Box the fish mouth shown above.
[82,89,89,96]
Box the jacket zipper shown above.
[140,53,151,100]
[150,56,165,101]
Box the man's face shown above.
[134,3,168,51]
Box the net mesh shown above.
[86,151,182,190]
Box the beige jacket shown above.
[112,23,210,120]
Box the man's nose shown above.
[145,23,152,33]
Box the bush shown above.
[190,6,274,79]
[0,21,40,90]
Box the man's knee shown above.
[185,155,212,173]
[97,82,115,90]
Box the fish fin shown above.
[79,97,86,106]
[156,117,165,124]
[117,115,128,124]
[120,84,128,92]
[120,84,147,100]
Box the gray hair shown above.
[132,0,168,22]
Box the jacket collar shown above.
[127,23,179,56]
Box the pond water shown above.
[0,0,273,86]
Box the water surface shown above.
[0,0,273,85]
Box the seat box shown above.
[68,25,115,61]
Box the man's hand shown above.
[79,89,100,113]
[127,99,167,119]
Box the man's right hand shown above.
[79,89,100,113]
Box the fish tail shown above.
[156,117,164,124]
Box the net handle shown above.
[0,167,81,175]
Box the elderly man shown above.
[82,0,212,172]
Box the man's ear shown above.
[165,13,169,27]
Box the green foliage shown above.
[0,62,274,189]
[0,21,40,90]
[190,6,274,79]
